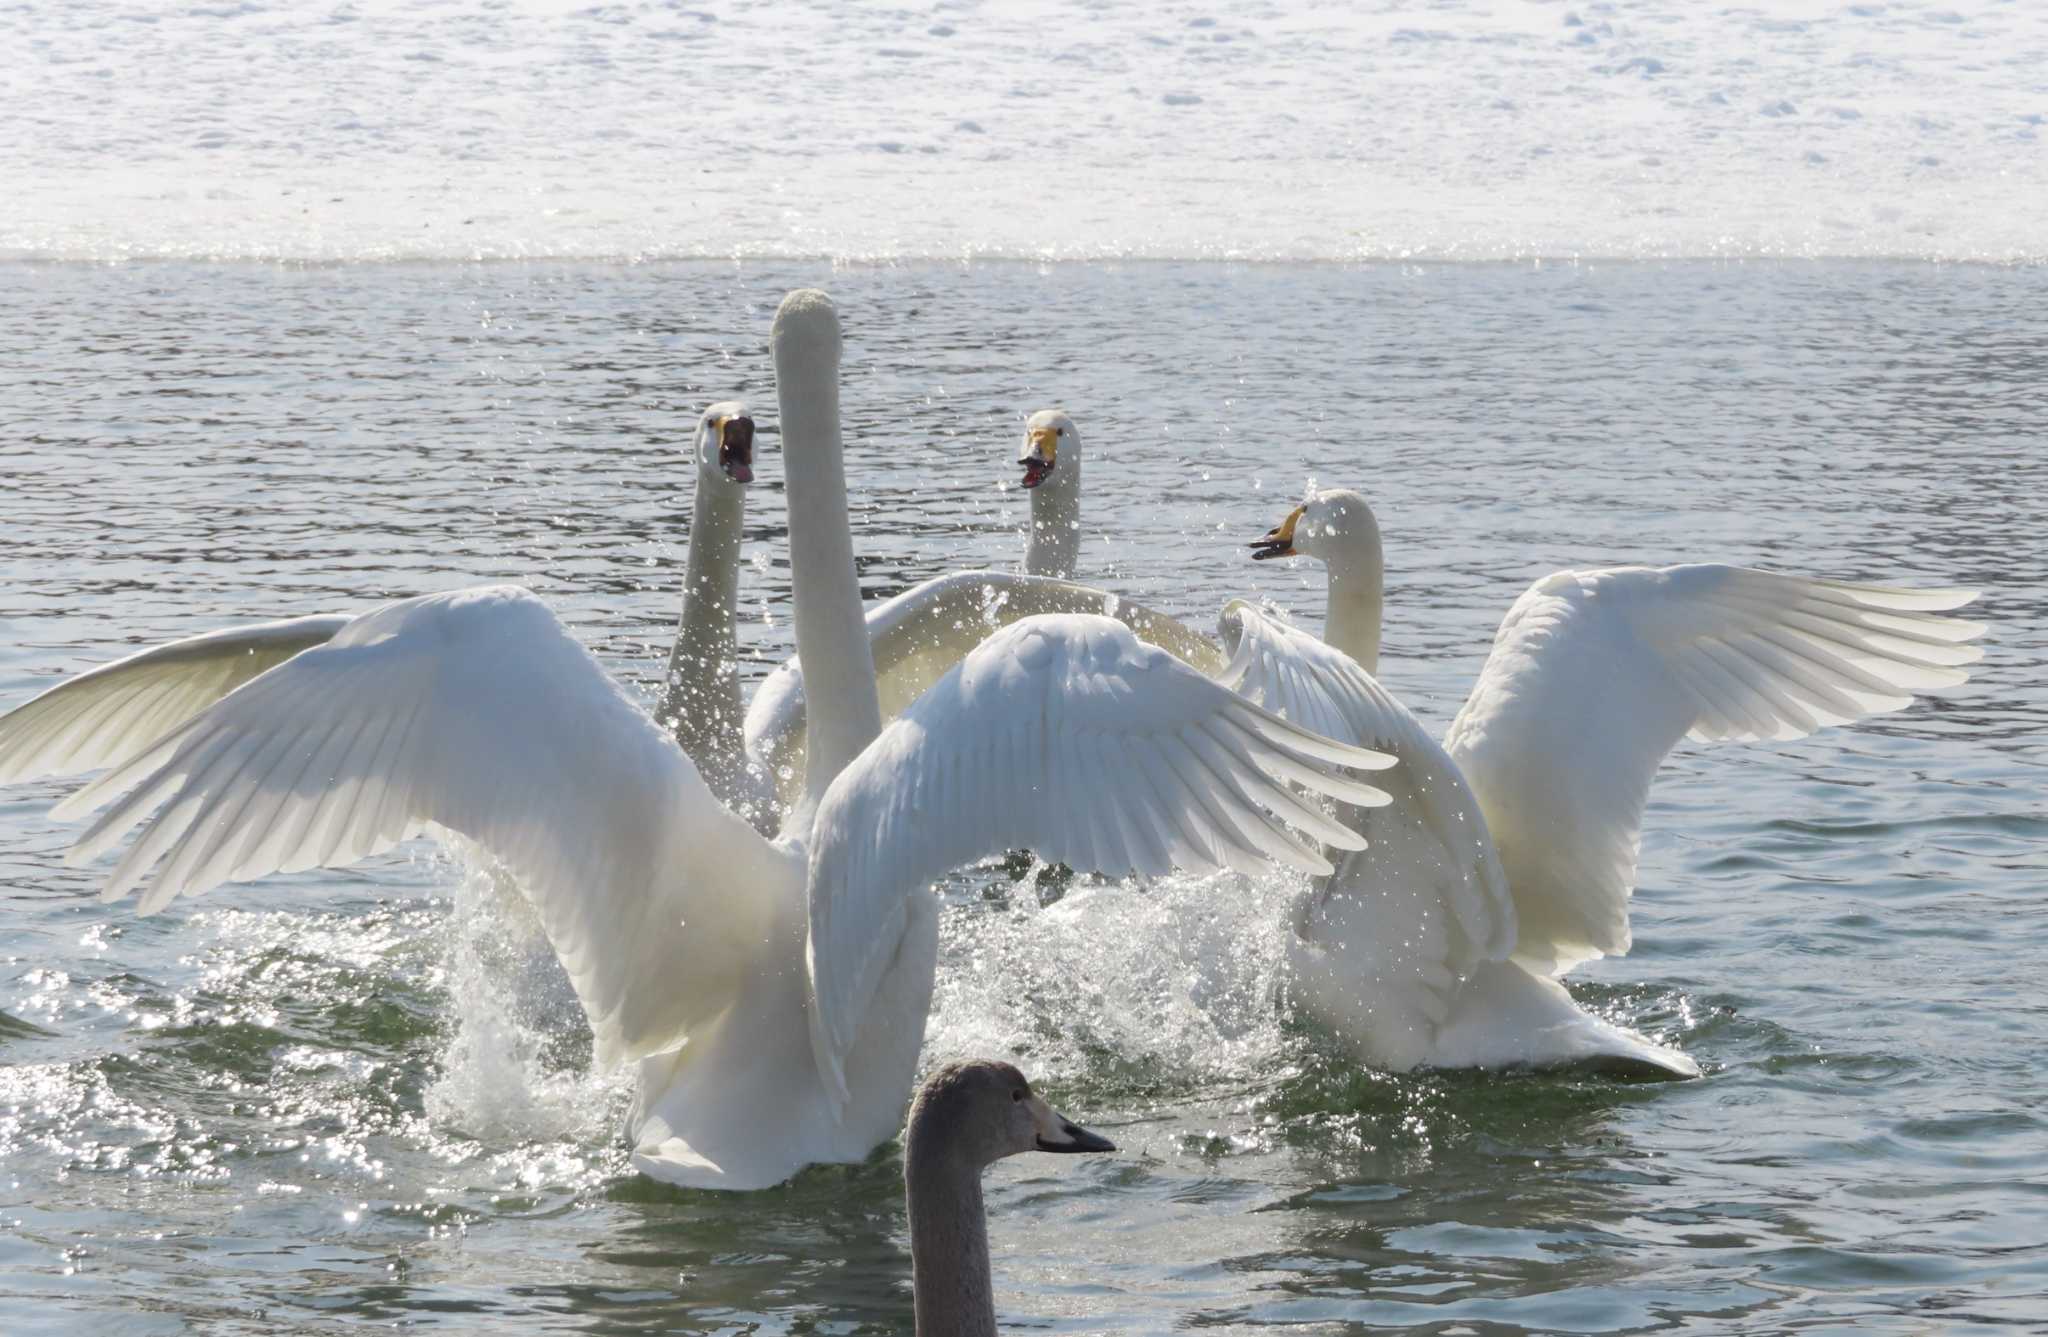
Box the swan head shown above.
[1250,487,1380,566]
[905,1059,1115,1171]
[1017,409,1079,491]
[772,288,842,383]
[695,400,756,486]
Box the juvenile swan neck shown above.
[1025,467,1080,580]
[660,465,747,793]
[1322,528,1384,676]
[906,1125,997,1337]
[772,290,883,806]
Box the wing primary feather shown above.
[1095,729,1169,876]
[1171,725,1318,870]
[1755,624,1929,702]
[1723,634,1874,726]
[1765,605,1981,677]
[156,715,327,900]
[1682,642,1790,740]
[1195,720,1370,852]
[228,705,370,885]
[54,713,211,822]
[1693,637,1821,739]
[1221,712,1395,808]
[1129,740,1216,870]
[1154,731,1324,877]
[303,705,406,868]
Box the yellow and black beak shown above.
[1250,504,1305,560]
[1019,425,1058,489]
[714,415,755,484]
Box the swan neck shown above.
[1322,540,1384,675]
[906,1138,997,1337]
[660,469,747,792]
[776,317,883,806]
[1024,465,1080,580]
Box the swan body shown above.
[0,294,1395,1189]
[750,411,1983,1079]
[745,569,1227,810]
[1250,487,1983,1074]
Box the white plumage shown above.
[1441,562,1984,974]
[760,422,1983,1078]
[1253,487,1983,1073]
[0,613,349,786]
[0,294,1392,1190]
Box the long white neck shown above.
[1321,527,1385,675]
[660,458,747,796]
[1024,467,1081,579]
[773,291,883,812]
[906,1136,996,1337]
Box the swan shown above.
[1245,486,1984,1074]
[743,407,1226,805]
[752,411,1985,1076]
[0,291,1396,1189]
[904,1059,1113,1337]
[0,401,770,820]
[652,399,775,827]
[1017,408,1083,579]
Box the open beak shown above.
[1019,426,1057,490]
[718,415,755,484]
[1028,1094,1116,1154]
[1249,504,1305,561]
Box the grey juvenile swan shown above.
[905,1060,1114,1337]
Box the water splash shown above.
[422,850,627,1152]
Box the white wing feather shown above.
[0,614,349,784]
[744,570,1226,808]
[1217,601,1517,1060]
[801,613,1395,1105]
[1443,565,1983,972]
[52,586,790,1068]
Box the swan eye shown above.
[1012,1088,1025,1102]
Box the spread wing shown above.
[0,614,350,784]
[1442,565,1984,973]
[47,586,790,1068]
[743,570,1225,809]
[801,612,1396,1105]
[1217,600,1516,1059]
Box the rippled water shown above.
[1,259,2043,1333]
[6,0,2045,262]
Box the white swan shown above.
[743,408,1224,806]
[751,410,1985,1076]
[0,402,770,819]
[1246,486,1984,1074]
[1,291,1396,1189]
[652,400,775,826]
[1017,408,1083,579]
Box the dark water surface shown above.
[0,260,2042,1334]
